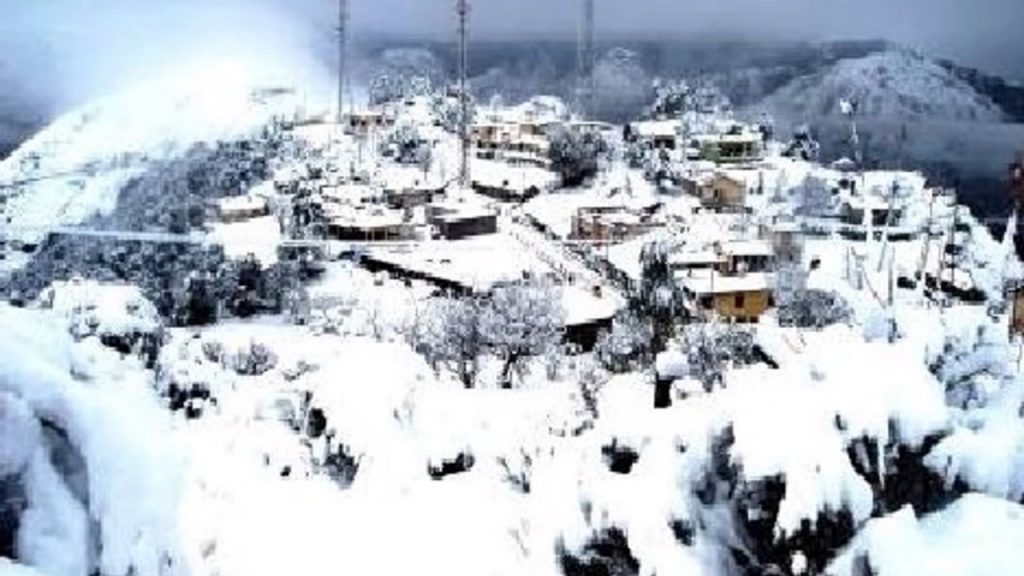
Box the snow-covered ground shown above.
[4,53,1024,576]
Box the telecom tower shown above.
[336,0,349,124]
[576,0,595,119]
[457,0,471,190]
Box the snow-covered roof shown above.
[678,271,773,295]
[560,286,623,326]
[218,194,268,214]
[631,120,679,139]
[723,240,774,258]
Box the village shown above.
[191,72,1006,380]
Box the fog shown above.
[2,0,1022,116]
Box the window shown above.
[734,294,746,309]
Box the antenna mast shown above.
[336,0,349,124]
[576,0,595,119]
[457,0,471,190]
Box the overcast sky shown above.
[2,0,1022,113]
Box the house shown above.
[472,162,556,203]
[344,110,393,135]
[217,195,270,223]
[678,271,774,323]
[668,240,775,276]
[685,172,747,212]
[561,285,622,352]
[324,204,411,241]
[471,121,552,168]
[695,125,764,164]
[629,120,679,151]
[722,240,775,274]
[571,205,661,244]
[840,195,902,227]
[429,201,498,241]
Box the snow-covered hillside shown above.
[0,59,326,241]
[756,50,1006,123]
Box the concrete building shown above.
[429,202,498,241]
[684,172,748,213]
[694,125,764,164]
[678,271,773,323]
[571,205,661,244]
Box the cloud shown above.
[1,0,1021,118]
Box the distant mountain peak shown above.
[756,49,1006,124]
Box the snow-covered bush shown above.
[558,527,640,576]
[0,304,184,576]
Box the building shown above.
[324,204,411,241]
[571,204,661,244]
[629,120,680,151]
[561,285,622,352]
[429,202,498,241]
[840,195,902,227]
[217,195,270,223]
[668,240,775,276]
[678,271,773,323]
[471,121,553,168]
[684,172,748,213]
[472,162,556,203]
[694,125,764,164]
[344,109,393,135]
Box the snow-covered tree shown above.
[594,309,654,373]
[481,280,565,388]
[549,126,607,187]
[368,48,444,105]
[381,123,432,168]
[647,78,690,119]
[424,296,486,389]
[637,241,683,352]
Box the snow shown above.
[0,304,184,576]
[679,271,773,295]
[758,49,1005,123]
[208,216,282,265]
[829,495,1024,576]
[368,233,554,292]
[4,44,1024,576]
[35,279,160,338]
[0,58,325,244]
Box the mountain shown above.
[0,59,324,242]
[747,49,1024,223]
[754,49,1006,124]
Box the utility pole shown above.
[1012,152,1024,260]
[457,0,471,191]
[336,0,349,125]
[576,0,596,119]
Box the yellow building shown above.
[678,271,773,323]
